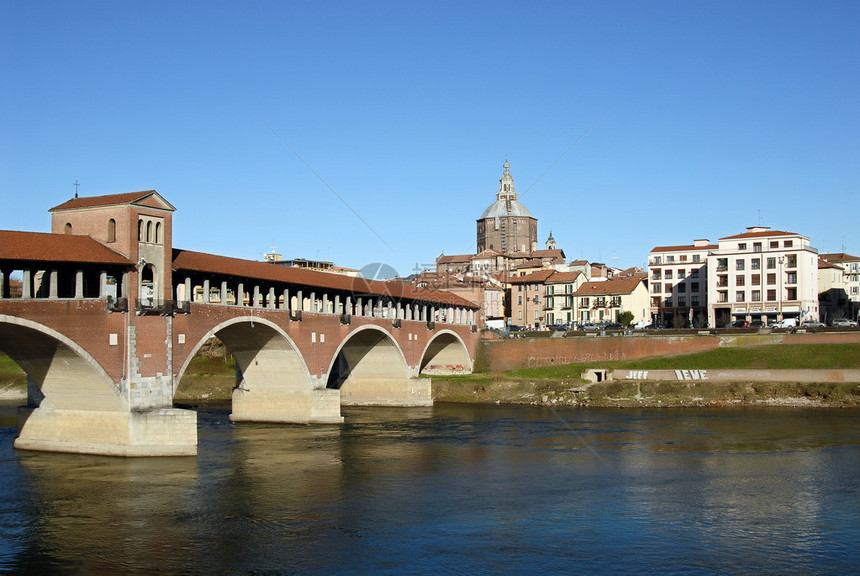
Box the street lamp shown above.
[777,256,785,321]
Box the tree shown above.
[617,311,634,327]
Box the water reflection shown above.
[1,403,858,575]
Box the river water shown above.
[0,402,858,575]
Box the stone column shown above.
[203,279,210,303]
[296,290,303,312]
[356,297,363,316]
[184,277,192,304]
[22,270,31,299]
[253,286,261,308]
[53,270,62,299]
[237,283,245,307]
[221,281,228,305]
[334,295,341,315]
[283,288,290,311]
[322,293,329,314]
[0,269,5,299]
[268,287,276,309]
[99,271,108,298]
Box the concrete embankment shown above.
[432,376,860,408]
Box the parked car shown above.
[602,323,623,330]
[508,325,524,332]
[801,321,826,329]
[579,323,599,331]
[772,318,798,329]
[728,320,750,328]
[831,318,858,327]
[548,323,570,332]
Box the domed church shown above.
[476,159,538,255]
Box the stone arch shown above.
[420,330,472,374]
[175,316,313,394]
[0,315,125,411]
[175,317,324,422]
[325,325,413,405]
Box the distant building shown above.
[707,227,820,327]
[648,239,715,328]
[818,253,860,322]
[476,159,538,255]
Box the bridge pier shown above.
[15,406,197,457]
[339,376,433,407]
[230,386,343,424]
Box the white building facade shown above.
[707,227,819,327]
[648,239,715,328]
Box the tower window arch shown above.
[64,222,72,234]
[146,221,153,243]
[107,219,116,243]
[155,221,162,245]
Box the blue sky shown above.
[2,1,858,277]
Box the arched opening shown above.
[174,318,326,423]
[107,218,116,243]
[138,219,144,241]
[139,264,156,305]
[146,221,153,243]
[420,331,472,374]
[0,319,123,412]
[64,222,72,234]
[155,221,162,245]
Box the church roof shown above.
[478,198,534,220]
[50,190,176,212]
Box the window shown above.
[581,297,589,306]
[652,270,662,280]
[680,255,687,262]
[736,260,745,271]
[786,272,797,284]
[736,275,745,286]
[770,241,779,249]
[665,297,673,307]
[107,219,116,243]
[784,240,793,248]
[667,256,675,263]
[691,269,700,279]
[767,289,776,301]
[693,254,701,263]
[677,283,686,293]
[652,284,661,294]
[155,222,162,244]
[665,270,673,280]
[691,295,700,306]
[146,221,153,243]
[752,274,760,286]
[518,295,522,305]
[752,290,761,302]
[767,273,776,285]
[717,292,728,303]
[651,297,661,307]
[678,270,686,279]
[518,311,523,320]
[767,257,776,270]
[753,242,762,252]
[738,243,747,250]
[717,258,728,271]
[751,258,760,270]
[653,256,662,265]
[64,222,72,234]
[678,296,686,307]
[786,288,797,300]
[535,310,539,320]
[736,291,745,302]
[786,255,797,268]
[691,282,699,292]
[717,275,728,287]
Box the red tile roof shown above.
[172,249,477,308]
[820,252,860,263]
[0,231,133,265]
[507,270,555,284]
[546,271,583,283]
[650,243,717,253]
[719,229,799,240]
[50,191,175,212]
[575,274,647,296]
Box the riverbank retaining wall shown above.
[481,332,860,372]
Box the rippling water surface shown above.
[1,403,858,575]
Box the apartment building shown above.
[707,227,819,327]
[648,239,715,328]
[819,253,860,322]
[575,274,650,326]
[543,271,586,327]
[508,269,554,329]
